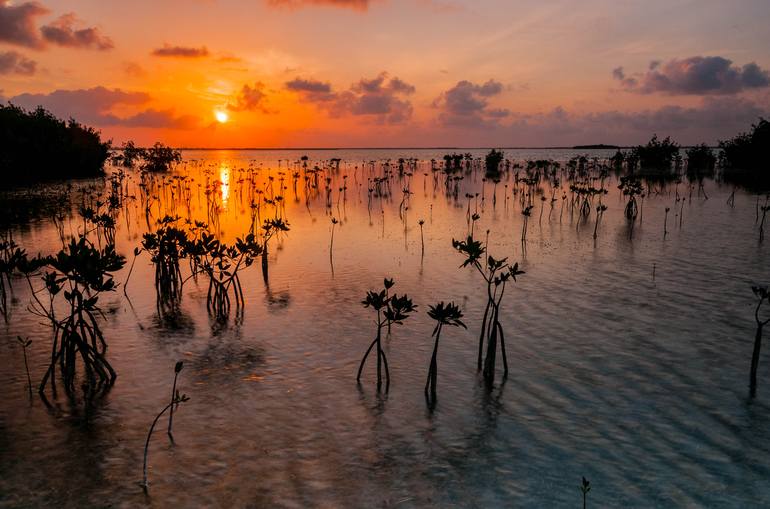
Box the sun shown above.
[215,110,229,124]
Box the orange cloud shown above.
[152,44,210,58]
[40,13,113,50]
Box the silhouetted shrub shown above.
[141,142,182,172]
[484,149,504,178]
[719,119,770,190]
[0,104,109,187]
[686,144,716,180]
[629,135,680,178]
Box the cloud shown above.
[123,61,146,77]
[0,50,36,75]
[436,96,769,147]
[151,44,209,58]
[614,56,770,95]
[227,82,271,112]
[104,109,198,129]
[8,86,197,128]
[40,13,113,50]
[433,79,509,126]
[286,77,332,94]
[0,0,48,48]
[266,0,370,10]
[287,72,415,123]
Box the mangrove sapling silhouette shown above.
[593,204,607,239]
[27,237,126,395]
[581,477,591,509]
[619,176,643,238]
[0,237,27,321]
[140,142,182,173]
[260,217,290,282]
[115,140,145,168]
[16,336,33,397]
[330,217,338,264]
[356,278,416,391]
[452,236,525,385]
[750,286,770,397]
[167,360,184,440]
[142,361,189,491]
[521,205,533,242]
[138,216,190,311]
[187,231,262,321]
[418,219,425,257]
[425,301,466,405]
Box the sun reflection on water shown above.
[220,164,230,206]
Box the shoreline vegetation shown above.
[1,104,768,190]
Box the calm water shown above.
[1,149,769,508]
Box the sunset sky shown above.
[1,0,769,147]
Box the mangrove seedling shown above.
[142,362,189,490]
[581,477,591,509]
[452,236,524,385]
[750,286,770,397]
[0,237,27,322]
[187,231,263,320]
[418,219,425,256]
[27,237,126,395]
[330,217,338,261]
[425,301,466,405]
[16,336,32,396]
[593,204,607,239]
[261,218,290,282]
[521,205,533,242]
[167,360,184,439]
[356,278,416,391]
[136,216,190,311]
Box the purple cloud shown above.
[40,13,113,50]
[0,0,48,48]
[9,86,197,128]
[152,45,209,58]
[434,79,509,127]
[614,56,770,95]
[288,72,415,123]
[0,50,36,75]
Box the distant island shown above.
[572,144,620,149]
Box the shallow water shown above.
[1,149,769,508]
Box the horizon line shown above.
[159,145,715,151]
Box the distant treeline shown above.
[604,119,770,189]
[0,104,110,188]
[2,103,769,189]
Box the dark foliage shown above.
[719,119,770,190]
[686,144,716,180]
[0,104,109,187]
[629,135,680,178]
